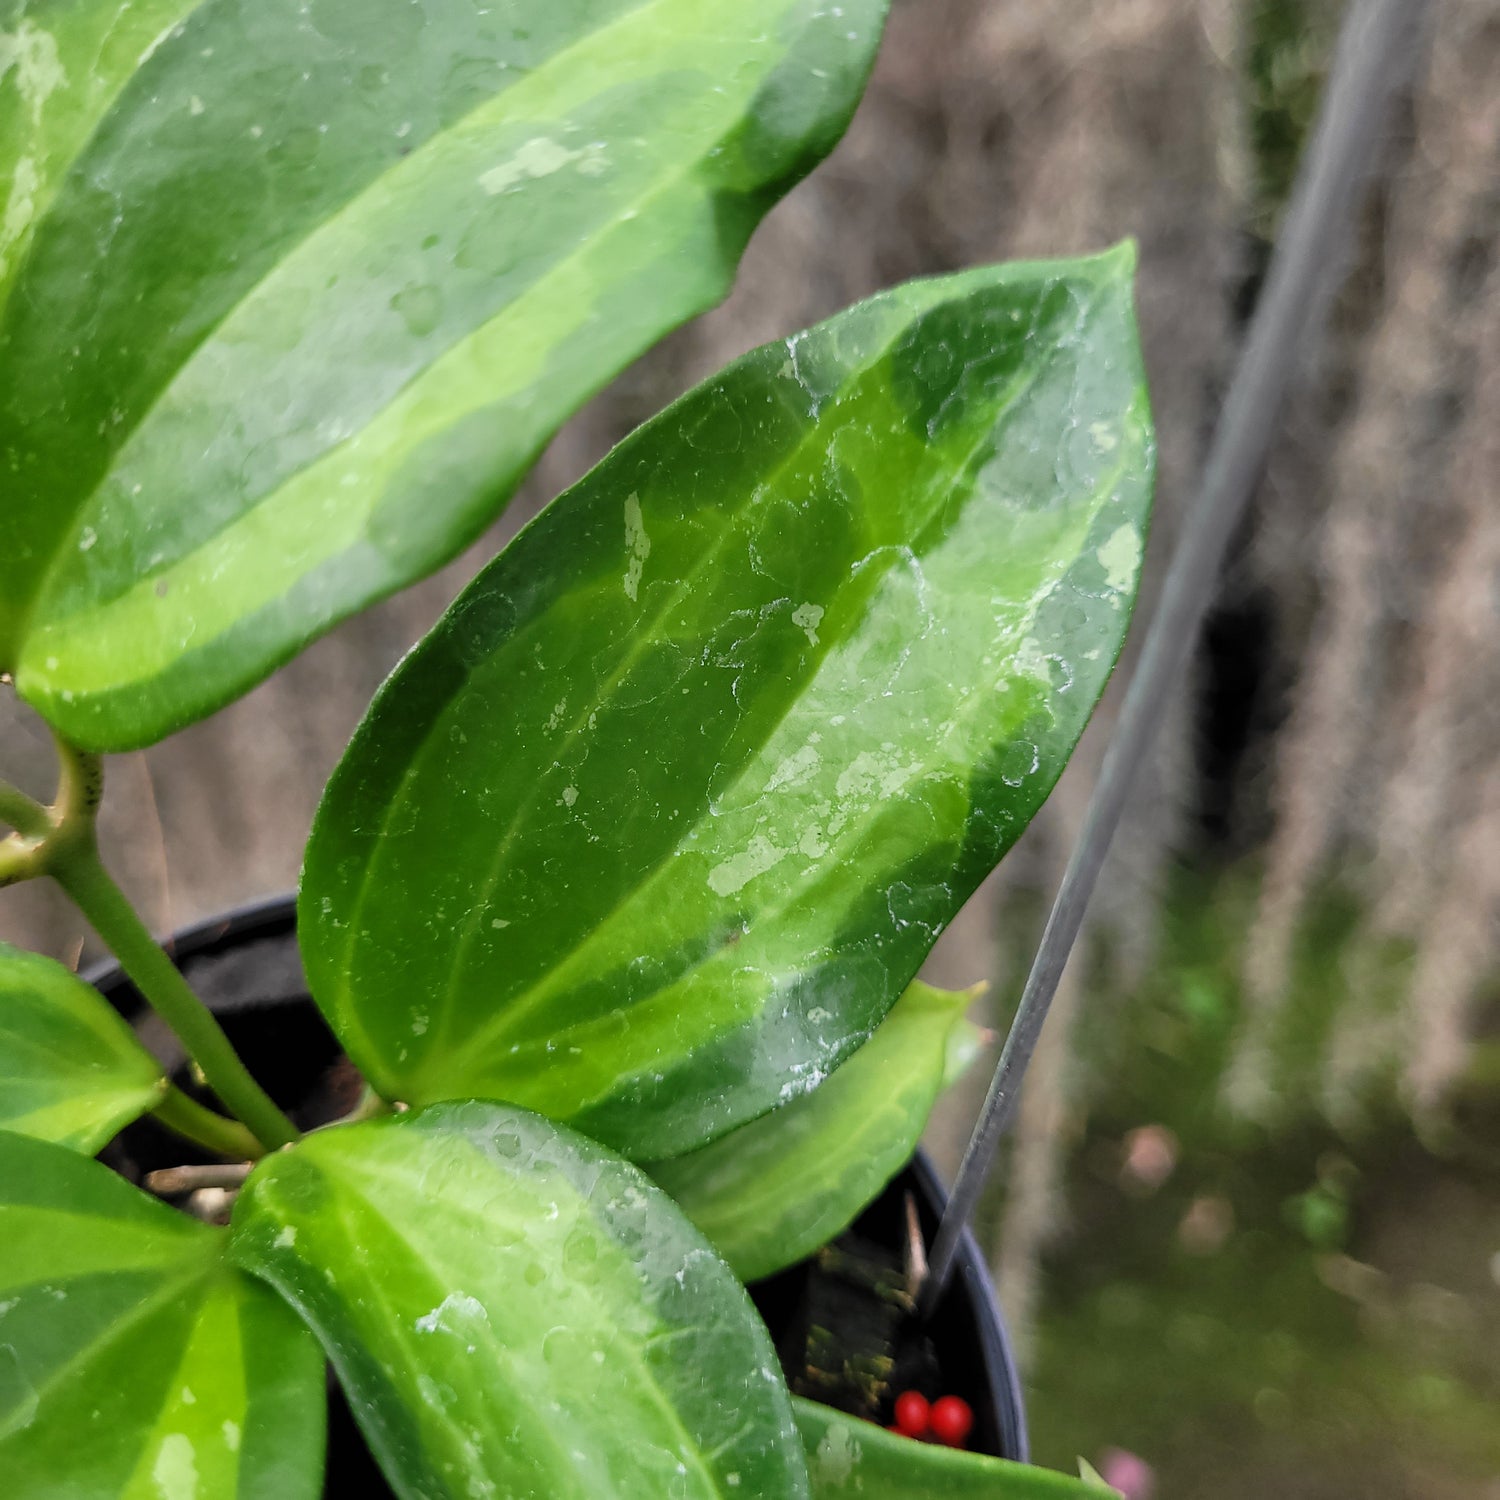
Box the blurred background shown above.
[2,1,1496,1493]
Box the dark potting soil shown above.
[93,898,1027,1488]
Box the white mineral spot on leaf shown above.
[0,22,66,124]
[766,743,821,793]
[491,917,510,929]
[707,834,786,897]
[791,602,824,645]
[221,1420,240,1452]
[813,1425,858,1486]
[560,786,578,808]
[1010,637,1048,687]
[577,142,609,176]
[1098,524,1141,592]
[479,136,591,195]
[274,1225,296,1248]
[623,492,651,601]
[415,1291,489,1335]
[188,94,204,115]
[152,1433,198,1500]
[0,154,39,280]
[799,826,829,859]
[412,1013,428,1035]
[546,697,567,731]
[1088,420,1119,452]
[179,1387,195,1405]
[831,749,923,830]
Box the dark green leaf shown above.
[0,0,887,749]
[648,981,982,1281]
[301,248,1154,1158]
[0,1130,325,1499]
[794,1400,1116,1498]
[230,1099,809,1500]
[0,942,166,1152]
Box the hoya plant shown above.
[0,2,1152,1495]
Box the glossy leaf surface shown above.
[0,0,886,750]
[648,981,982,1281]
[302,249,1154,1158]
[0,942,166,1152]
[794,1401,1116,1498]
[231,1099,809,1500]
[0,1130,325,1499]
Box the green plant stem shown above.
[348,1084,394,1123]
[153,1085,264,1161]
[0,778,50,838]
[51,843,301,1152]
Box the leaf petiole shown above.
[0,778,50,839]
[1,731,302,1154]
[152,1084,265,1162]
[52,841,301,1152]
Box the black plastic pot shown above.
[90,894,1029,1486]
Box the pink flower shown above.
[1098,1448,1155,1500]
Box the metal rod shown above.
[923,0,1427,1309]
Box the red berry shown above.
[929,1395,973,1447]
[892,1390,930,1438]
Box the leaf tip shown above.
[1078,1456,1126,1495]
[1097,238,1139,282]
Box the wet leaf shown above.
[0,1131,325,1499]
[231,1099,808,1500]
[301,248,1154,1158]
[795,1400,1113,1498]
[648,982,983,1281]
[0,0,887,749]
[0,943,166,1153]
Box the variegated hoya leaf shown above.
[648,981,984,1282]
[0,1130,325,1499]
[795,1400,1119,1498]
[231,1100,809,1500]
[0,0,887,749]
[301,248,1154,1159]
[0,942,167,1153]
